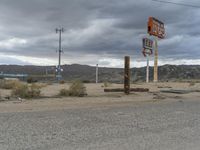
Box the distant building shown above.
[0,72,28,81]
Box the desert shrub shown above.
[59,80,87,97]
[82,80,90,83]
[46,82,53,85]
[29,84,41,98]
[103,82,112,87]
[59,89,70,96]
[189,82,195,86]
[27,77,37,83]
[0,80,22,89]
[34,83,47,88]
[68,80,87,97]
[12,84,29,98]
[59,80,65,84]
[12,83,41,99]
[59,81,87,97]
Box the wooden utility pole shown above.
[56,28,64,81]
[124,56,130,94]
[154,37,158,82]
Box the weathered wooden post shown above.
[124,56,130,94]
[154,37,158,82]
[104,56,149,93]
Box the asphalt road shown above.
[0,99,200,150]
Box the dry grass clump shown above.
[33,83,47,88]
[59,80,87,97]
[59,89,70,96]
[69,80,87,96]
[189,82,196,86]
[12,83,41,99]
[0,80,22,89]
[59,80,65,84]
[103,82,112,87]
[26,77,37,83]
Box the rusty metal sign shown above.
[148,17,165,39]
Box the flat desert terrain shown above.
[0,82,200,150]
[0,82,199,113]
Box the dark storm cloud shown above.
[0,0,199,66]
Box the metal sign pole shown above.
[146,54,149,83]
[154,37,158,82]
[142,37,153,83]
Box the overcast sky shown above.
[0,0,200,67]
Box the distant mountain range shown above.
[0,64,200,82]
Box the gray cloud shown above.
[0,0,199,67]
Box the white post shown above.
[146,54,149,83]
[96,64,98,83]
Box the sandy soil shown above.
[0,82,199,113]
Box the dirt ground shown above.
[0,82,199,113]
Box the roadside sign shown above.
[148,17,165,39]
[142,38,153,57]
[142,49,152,57]
[142,37,153,83]
[143,38,153,50]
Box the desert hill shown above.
[0,64,199,82]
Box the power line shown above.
[152,0,200,8]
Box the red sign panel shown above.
[148,17,165,39]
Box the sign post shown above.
[146,54,149,83]
[142,38,153,83]
[147,17,165,82]
[154,37,158,82]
